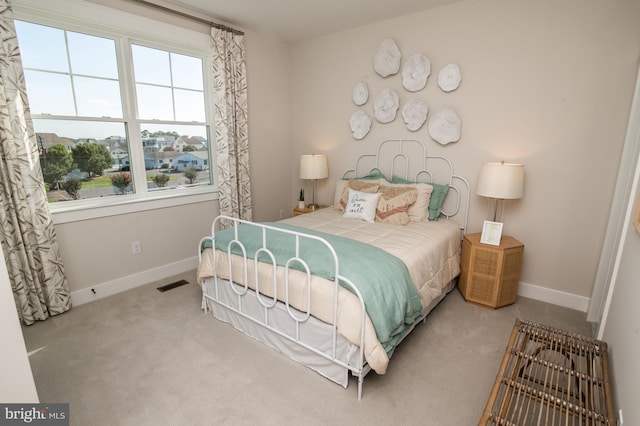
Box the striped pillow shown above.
[375,185,418,225]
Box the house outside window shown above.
[12,7,216,220]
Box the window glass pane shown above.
[33,119,133,201]
[74,76,122,117]
[173,89,205,122]
[132,45,170,86]
[17,22,122,119]
[133,44,206,122]
[67,32,118,79]
[171,52,203,90]
[14,21,69,72]
[136,84,173,120]
[140,123,210,191]
[23,70,75,115]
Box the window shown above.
[14,16,214,211]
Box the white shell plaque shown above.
[428,107,461,145]
[373,39,401,77]
[438,63,462,92]
[373,88,399,123]
[349,110,372,140]
[402,53,431,92]
[402,99,429,131]
[352,81,369,106]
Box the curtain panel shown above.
[0,0,71,325]
[211,27,252,227]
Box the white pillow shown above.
[333,178,386,209]
[342,188,382,223]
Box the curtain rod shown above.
[130,0,244,35]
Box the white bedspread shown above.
[282,209,462,309]
[197,208,462,374]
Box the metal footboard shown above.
[199,215,370,399]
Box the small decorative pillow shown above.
[391,176,449,221]
[375,185,418,225]
[384,182,433,221]
[428,183,450,221]
[407,183,433,221]
[343,188,382,222]
[335,179,381,211]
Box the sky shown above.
[15,20,208,140]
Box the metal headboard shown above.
[341,139,470,235]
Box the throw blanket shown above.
[212,222,423,355]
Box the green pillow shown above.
[390,176,412,184]
[427,183,450,221]
[391,175,449,221]
[360,170,388,181]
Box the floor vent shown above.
[156,279,189,293]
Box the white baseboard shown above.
[70,256,199,306]
[518,281,590,312]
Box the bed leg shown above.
[357,375,363,400]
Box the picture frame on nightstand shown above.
[480,221,503,246]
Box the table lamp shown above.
[300,154,328,209]
[476,161,524,223]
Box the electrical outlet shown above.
[280,209,285,219]
[131,241,141,254]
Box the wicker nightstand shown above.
[293,205,327,216]
[458,232,524,308]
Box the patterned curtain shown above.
[0,0,71,325]
[211,27,252,227]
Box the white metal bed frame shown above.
[198,139,470,400]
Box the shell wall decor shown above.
[350,110,372,140]
[428,107,461,145]
[348,37,463,142]
[402,53,430,92]
[402,99,429,131]
[373,88,400,124]
[438,63,461,92]
[373,39,401,77]
[352,81,369,106]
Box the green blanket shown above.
[210,222,423,356]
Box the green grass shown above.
[61,173,180,190]
[80,176,112,189]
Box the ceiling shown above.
[159,0,464,43]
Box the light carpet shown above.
[21,270,592,426]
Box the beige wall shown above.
[599,72,640,423]
[54,201,217,293]
[0,245,39,402]
[245,30,293,222]
[601,167,640,426]
[290,0,640,299]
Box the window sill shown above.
[51,186,219,224]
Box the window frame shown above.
[13,0,218,225]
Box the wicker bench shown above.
[480,319,615,425]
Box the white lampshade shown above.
[476,162,524,200]
[299,154,328,180]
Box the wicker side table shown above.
[458,232,524,308]
[480,319,615,425]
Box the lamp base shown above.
[486,198,506,223]
[308,204,319,210]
